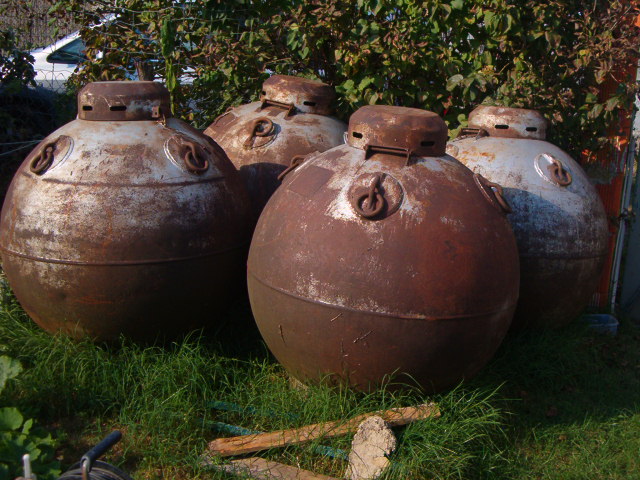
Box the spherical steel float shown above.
[247,105,520,392]
[0,81,251,341]
[448,105,608,329]
[203,75,347,221]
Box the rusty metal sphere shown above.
[448,105,609,329]
[0,81,251,341]
[247,105,520,392]
[203,75,347,221]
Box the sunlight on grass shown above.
[0,276,638,479]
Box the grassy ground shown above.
[0,281,638,480]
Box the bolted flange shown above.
[467,105,548,140]
[347,105,448,158]
[259,75,336,116]
[77,81,172,121]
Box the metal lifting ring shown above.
[181,140,209,173]
[277,155,305,181]
[473,173,512,214]
[30,139,58,175]
[548,158,572,186]
[351,174,386,219]
[353,192,385,218]
[244,117,275,148]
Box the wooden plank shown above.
[214,457,340,480]
[207,421,348,460]
[207,403,440,457]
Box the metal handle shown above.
[473,174,512,214]
[29,138,58,175]
[243,117,275,149]
[364,144,413,166]
[458,127,489,140]
[259,98,296,118]
[81,431,122,480]
[351,174,386,219]
[547,158,572,186]
[181,140,209,173]
[277,155,306,181]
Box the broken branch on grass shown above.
[206,403,440,457]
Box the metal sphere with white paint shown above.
[203,75,347,222]
[448,105,608,329]
[0,81,251,340]
[247,105,520,392]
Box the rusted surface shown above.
[465,105,548,140]
[348,105,447,157]
[77,81,172,121]
[0,81,251,341]
[204,75,346,222]
[450,106,608,329]
[248,105,520,392]
[260,75,336,115]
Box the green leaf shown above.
[484,11,495,28]
[604,96,620,111]
[21,419,33,435]
[160,17,176,59]
[544,31,561,50]
[358,77,375,90]
[589,103,604,119]
[0,408,23,431]
[342,79,355,91]
[446,74,464,91]
[0,357,22,393]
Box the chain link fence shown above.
[0,1,92,201]
[0,0,78,49]
[0,1,265,204]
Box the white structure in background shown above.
[29,31,86,92]
[28,19,195,94]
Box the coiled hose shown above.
[57,431,133,480]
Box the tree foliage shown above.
[52,0,640,158]
[0,29,35,92]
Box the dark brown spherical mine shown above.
[248,105,520,392]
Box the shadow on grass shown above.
[472,318,640,427]
[2,274,639,479]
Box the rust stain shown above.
[0,81,252,341]
[248,105,520,392]
[204,75,346,223]
[450,106,608,329]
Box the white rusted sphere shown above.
[448,106,608,329]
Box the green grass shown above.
[0,280,639,480]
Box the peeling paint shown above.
[204,76,346,222]
[451,106,608,329]
[248,105,520,392]
[0,81,252,341]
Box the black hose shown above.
[57,431,132,480]
[57,461,133,480]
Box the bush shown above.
[51,0,640,158]
[0,356,60,480]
